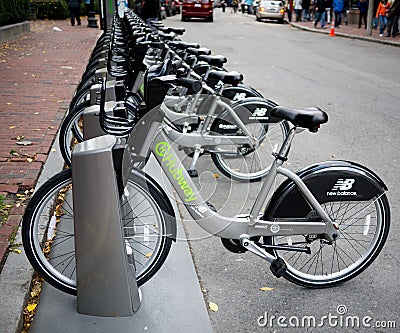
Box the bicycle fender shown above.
[130,168,177,241]
[263,160,388,220]
[228,97,281,124]
[222,84,264,102]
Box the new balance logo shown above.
[331,179,355,191]
[249,108,269,119]
[326,178,357,197]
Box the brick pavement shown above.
[0,19,99,268]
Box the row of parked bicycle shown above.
[22,9,391,297]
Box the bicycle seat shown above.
[186,47,211,57]
[207,70,243,86]
[197,55,227,68]
[270,106,328,131]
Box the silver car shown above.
[255,0,285,23]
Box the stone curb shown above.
[289,21,400,47]
[0,22,30,44]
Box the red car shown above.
[181,0,214,22]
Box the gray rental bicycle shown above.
[22,76,390,295]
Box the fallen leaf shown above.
[13,248,21,254]
[26,158,34,163]
[9,126,16,129]
[144,252,153,258]
[51,148,56,152]
[34,112,39,115]
[26,304,37,312]
[16,141,33,146]
[259,287,274,291]
[213,173,220,178]
[6,102,12,105]
[209,302,219,312]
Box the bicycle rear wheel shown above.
[22,169,174,295]
[265,194,390,288]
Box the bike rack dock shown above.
[28,151,213,332]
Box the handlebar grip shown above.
[176,77,202,94]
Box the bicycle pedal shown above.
[187,169,198,177]
[270,257,287,278]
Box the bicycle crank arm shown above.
[239,235,276,263]
[240,235,289,278]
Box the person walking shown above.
[232,0,239,12]
[286,0,293,21]
[343,0,349,24]
[314,0,326,27]
[246,0,253,13]
[302,0,310,21]
[386,0,400,36]
[325,0,332,23]
[333,0,344,27]
[66,0,82,26]
[240,0,246,13]
[295,0,302,21]
[357,0,368,28]
[376,0,391,36]
[141,0,160,24]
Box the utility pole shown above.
[366,0,374,35]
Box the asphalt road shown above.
[164,9,400,333]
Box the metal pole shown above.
[87,0,99,28]
[366,0,374,36]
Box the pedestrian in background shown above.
[246,0,253,13]
[325,0,332,23]
[357,0,368,28]
[232,0,239,12]
[376,0,391,36]
[141,0,160,24]
[66,0,82,26]
[386,0,400,36]
[314,0,326,27]
[295,0,302,21]
[286,0,293,21]
[134,0,143,17]
[241,0,246,13]
[333,0,344,27]
[302,0,310,21]
[343,0,349,24]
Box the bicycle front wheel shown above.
[266,195,390,288]
[22,169,174,295]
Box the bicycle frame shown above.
[128,115,339,245]
[161,94,258,149]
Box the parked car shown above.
[255,0,285,23]
[181,0,214,21]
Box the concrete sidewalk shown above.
[289,20,400,47]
